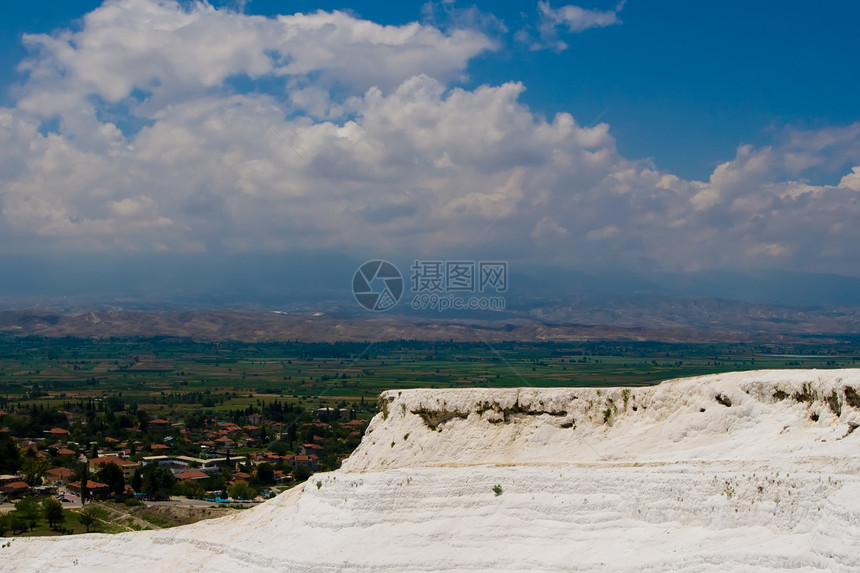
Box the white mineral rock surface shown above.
[3,369,860,572]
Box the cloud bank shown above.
[1,0,860,281]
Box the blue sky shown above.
[0,0,859,304]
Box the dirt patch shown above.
[825,390,842,417]
[113,504,240,528]
[845,386,860,409]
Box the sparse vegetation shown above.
[78,506,101,533]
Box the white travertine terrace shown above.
[3,369,860,572]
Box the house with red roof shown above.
[88,456,140,481]
[175,470,209,481]
[284,454,319,472]
[44,427,70,439]
[215,436,235,448]
[300,443,324,456]
[45,467,75,485]
[0,481,29,495]
[68,480,110,499]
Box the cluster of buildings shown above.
[1,410,368,502]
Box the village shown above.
[0,400,370,535]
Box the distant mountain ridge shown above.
[1,303,860,342]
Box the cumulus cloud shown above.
[15,0,494,117]
[839,167,860,191]
[2,0,860,278]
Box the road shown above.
[0,495,259,514]
[145,498,259,509]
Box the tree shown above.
[131,468,142,492]
[254,463,274,485]
[78,506,100,533]
[293,464,312,482]
[97,462,125,496]
[175,480,205,499]
[203,473,226,493]
[20,456,50,487]
[106,395,125,413]
[6,512,27,535]
[14,496,41,531]
[43,497,65,530]
[78,461,90,504]
[227,480,257,501]
[141,465,175,500]
[267,439,290,456]
[0,434,19,474]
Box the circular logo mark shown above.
[352,260,403,312]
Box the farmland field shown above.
[2,335,858,415]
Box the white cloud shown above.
[586,224,619,241]
[420,1,508,36]
[839,166,860,191]
[2,1,860,278]
[532,216,571,241]
[540,1,623,32]
[16,0,494,118]
[746,242,793,259]
[528,1,625,51]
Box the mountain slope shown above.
[3,369,860,572]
